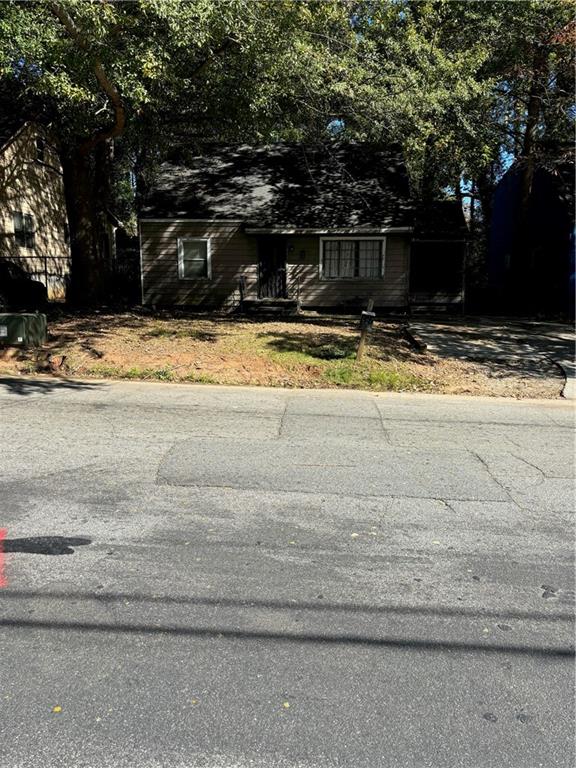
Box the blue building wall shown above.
[488,164,574,316]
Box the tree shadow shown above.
[409,318,571,381]
[260,330,358,360]
[2,536,91,555]
[139,325,219,343]
[260,322,422,364]
[0,376,103,396]
[148,143,414,231]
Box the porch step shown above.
[241,298,300,316]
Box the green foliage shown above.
[0,0,572,294]
[1,0,571,182]
[342,0,574,198]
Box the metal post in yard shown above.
[356,298,375,361]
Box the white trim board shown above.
[245,227,413,235]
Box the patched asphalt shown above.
[0,378,574,768]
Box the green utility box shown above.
[0,313,47,347]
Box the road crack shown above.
[470,451,516,502]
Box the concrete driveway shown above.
[408,318,575,398]
[0,378,574,768]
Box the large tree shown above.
[345,0,573,218]
[0,0,354,301]
[1,1,572,303]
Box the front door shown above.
[258,237,287,299]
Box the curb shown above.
[558,365,575,401]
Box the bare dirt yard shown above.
[0,311,565,398]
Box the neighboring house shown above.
[139,143,467,312]
[0,120,71,300]
[488,160,575,317]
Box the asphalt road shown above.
[0,377,574,768]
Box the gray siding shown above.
[140,221,257,309]
[287,235,410,308]
[140,221,411,309]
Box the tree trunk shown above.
[419,134,437,201]
[61,147,110,305]
[512,42,549,312]
[49,3,126,305]
[475,166,495,235]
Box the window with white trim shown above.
[321,239,384,279]
[178,238,211,280]
[13,211,35,249]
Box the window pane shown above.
[23,214,35,247]
[13,211,33,248]
[24,214,34,234]
[180,240,208,279]
[182,259,208,278]
[36,138,45,162]
[358,241,381,277]
[323,240,383,279]
[339,241,355,277]
[182,241,206,262]
[323,241,340,278]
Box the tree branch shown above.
[48,1,126,153]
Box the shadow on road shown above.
[1,588,573,658]
[0,615,572,658]
[2,587,572,622]
[0,377,103,397]
[2,537,91,555]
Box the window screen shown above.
[321,240,383,279]
[13,212,35,248]
[178,239,210,279]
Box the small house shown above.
[139,143,467,312]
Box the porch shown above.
[239,235,301,314]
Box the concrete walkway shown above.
[409,317,576,398]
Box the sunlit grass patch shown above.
[322,359,426,391]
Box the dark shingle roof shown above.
[141,143,415,230]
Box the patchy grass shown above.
[143,325,218,343]
[0,310,564,398]
[323,360,423,391]
[86,364,178,382]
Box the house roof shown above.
[140,143,415,231]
